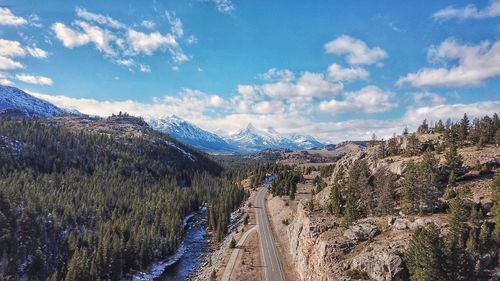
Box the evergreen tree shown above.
[446,195,474,280]
[435,120,445,133]
[458,113,470,142]
[406,224,447,281]
[343,191,357,227]
[329,182,342,217]
[417,119,429,134]
[403,161,420,214]
[374,167,396,216]
[445,132,463,185]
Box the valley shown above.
[0,85,499,281]
[1,2,500,281]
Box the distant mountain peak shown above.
[147,116,239,155]
[226,123,324,152]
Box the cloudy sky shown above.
[0,0,499,143]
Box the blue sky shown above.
[0,0,499,142]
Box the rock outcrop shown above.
[343,222,380,241]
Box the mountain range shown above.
[0,85,325,154]
[148,118,324,154]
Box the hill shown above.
[0,113,248,281]
[0,85,64,117]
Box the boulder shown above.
[392,218,409,230]
[344,222,380,241]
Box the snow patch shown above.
[165,141,197,162]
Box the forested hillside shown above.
[0,114,248,281]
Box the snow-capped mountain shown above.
[0,85,64,117]
[288,134,324,149]
[147,115,239,154]
[226,123,323,152]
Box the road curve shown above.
[221,225,258,281]
[255,185,285,281]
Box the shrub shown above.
[346,269,369,280]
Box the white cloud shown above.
[213,0,235,14]
[141,20,156,29]
[51,22,93,48]
[0,56,23,70]
[25,46,48,58]
[433,0,500,21]
[75,7,125,29]
[412,92,446,106]
[397,38,500,87]
[165,11,184,38]
[52,7,189,67]
[0,39,25,57]
[15,74,53,85]
[0,7,27,26]
[403,101,500,125]
[126,29,187,62]
[259,68,295,82]
[319,85,396,114]
[0,39,48,60]
[251,71,343,98]
[116,58,134,67]
[0,72,13,85]
[327,63,369,82]
[325,35,388,65]
[31,88,228,119]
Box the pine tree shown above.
[435,120,445,133]
[374,167,396,216]
[329,182,342,217]
[343,191,357,227]
[446,195,474,280]
[403,161,420,214]
[418,150,439,212]
[458,113,470,142]
[406,224,447,281]
[418,119,429,134]
[445,133,463,185]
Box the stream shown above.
[132,208,210,281]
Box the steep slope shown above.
[0,85,64,117]
[148,115,239,154]
[0,114,248,281]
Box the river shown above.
[132,208,210,281]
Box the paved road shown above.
[221,225,258,281]
[255,185,285,281]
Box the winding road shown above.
[255,185,285,281]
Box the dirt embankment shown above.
[194,179,262,281]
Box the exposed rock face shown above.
[344,222,380,241]
[283,203,413,280]
[391,217,448,231]
[350,243,406,281]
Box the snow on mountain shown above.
[0,85,64,117]
[147,115,239,154]
[226,123,321,152]
[288,133,324,149]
